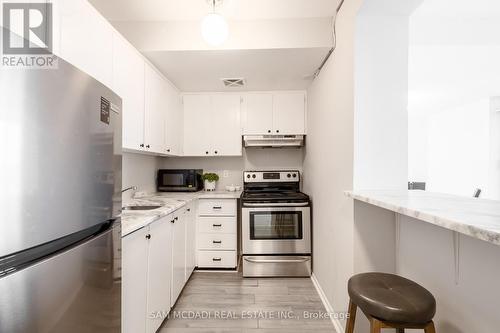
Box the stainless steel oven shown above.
[242,205,311,254]
[241,171,312,277]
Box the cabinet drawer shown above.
[198,199,237,216]
[198,217,236,234]
[197,233,236,250]
[197,250,236,268]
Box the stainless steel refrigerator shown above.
[0,55,122,331]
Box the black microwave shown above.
[157,169,203,192]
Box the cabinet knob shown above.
[145,234,151,240]
[167,148,170,152]
[146,144,150,148]
[205,151,209,155]
[214,151,218,154]
[187,208,191,212]
[174,216,179,221]
[140,144,144,148]
[212,257,222,262]
[213,240,222,244]
[268,130,271,133]
[276,130,280,133]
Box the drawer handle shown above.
[213,224,222,227]
[212,240,222,244]
[244,257,310,264]
[212,206,222,209]
[212,257,222,262]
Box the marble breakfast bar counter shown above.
[345,190,500,245]
[345,189,500,332]
[121,191,242,237]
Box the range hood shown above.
[243,135,305,148]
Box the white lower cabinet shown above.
[146,217,173,333]
[123,203,197,333]
[196,199,238,269]
[122,226,149,333]
[171,210,186,305]
[184,203,196,282]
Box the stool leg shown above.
[370,318,383,333]
[345,299,357,333]
[424,321,436,333]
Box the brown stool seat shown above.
[348,272,436,325]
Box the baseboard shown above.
[311,273,344,333]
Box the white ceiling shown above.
[145,48,330,91]
[89,0,338,22]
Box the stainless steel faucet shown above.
[122,186,138,193]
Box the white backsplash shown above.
[161,148,305,191]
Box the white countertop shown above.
[345,190,500,246]
[121,190,242,237]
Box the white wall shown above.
[302,0,362,330]
[162,149,304,191]
[353,12,410,190]
[426,99,490,197]
[122,152,162,202]
[408,1,500,199]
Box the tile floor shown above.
[159,271,336,333]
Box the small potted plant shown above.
[202,172,219,191]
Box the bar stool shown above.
[345,272,436,333]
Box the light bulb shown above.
[201,13,228,46]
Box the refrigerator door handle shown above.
[0,219,117,278]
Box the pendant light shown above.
[201,0,228,46]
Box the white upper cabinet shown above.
[183,95,212,156]
[273,92,306,134]
[242,91,306,135]
[165,81,183,156]
[54,0,113,88]
[112,34,145,151]
[211,95,242,156]
[183,94,242,157]
[242,93,274,135]
[144,64,167,154]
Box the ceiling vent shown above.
[221,78,245,87]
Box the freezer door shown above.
[0,50,122,257]
[0,222,121,333]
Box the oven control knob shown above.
[287,173,291,178]
[293,173,297,178]
[246,174,251,179]
[252,174,256,178]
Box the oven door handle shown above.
[244,257,311,264]
[243,202,309,207]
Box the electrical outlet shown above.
[223,170,229,178]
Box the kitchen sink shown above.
[122,205,162,211]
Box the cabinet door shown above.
[147,216,173,333]
[183,95,212,156]
[242,93,273,135]
[55,0,113,87]
[211,95,242,156]
[272,92,306,134]
[144,64,166,153]
[184,203,196,281]
[171,212,187,304]
[165,81,183,156]
[112,34,145,151]
[122,227,149,333]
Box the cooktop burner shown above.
[241,191,309,202]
